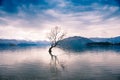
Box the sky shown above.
[0,0,120,41]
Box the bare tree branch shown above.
[47,26,65,48]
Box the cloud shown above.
[0,0,120,40]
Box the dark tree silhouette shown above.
[47,26,66,73]
[47,26,65,58]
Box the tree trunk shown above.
[48,46,53,56]
[48,42,58,55]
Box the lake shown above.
[0,47,120,80]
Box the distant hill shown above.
[107,36,120,43]
[57,36,120,51]
[90,36,120,43]
[58,36,93,50]
[90,38,108,42]
[0,39,49,47]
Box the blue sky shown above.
[0,0,120,40]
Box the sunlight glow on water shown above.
[0,47,120,80]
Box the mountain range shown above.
[0,36,120,49]
[90,36,120,43]
[0,39,49,47]
[57,36,120,51]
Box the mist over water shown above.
[0,47,120,80]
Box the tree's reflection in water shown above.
[49,51,66,80]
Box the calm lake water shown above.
[0,47,120,80]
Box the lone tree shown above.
[47,26,65,56]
